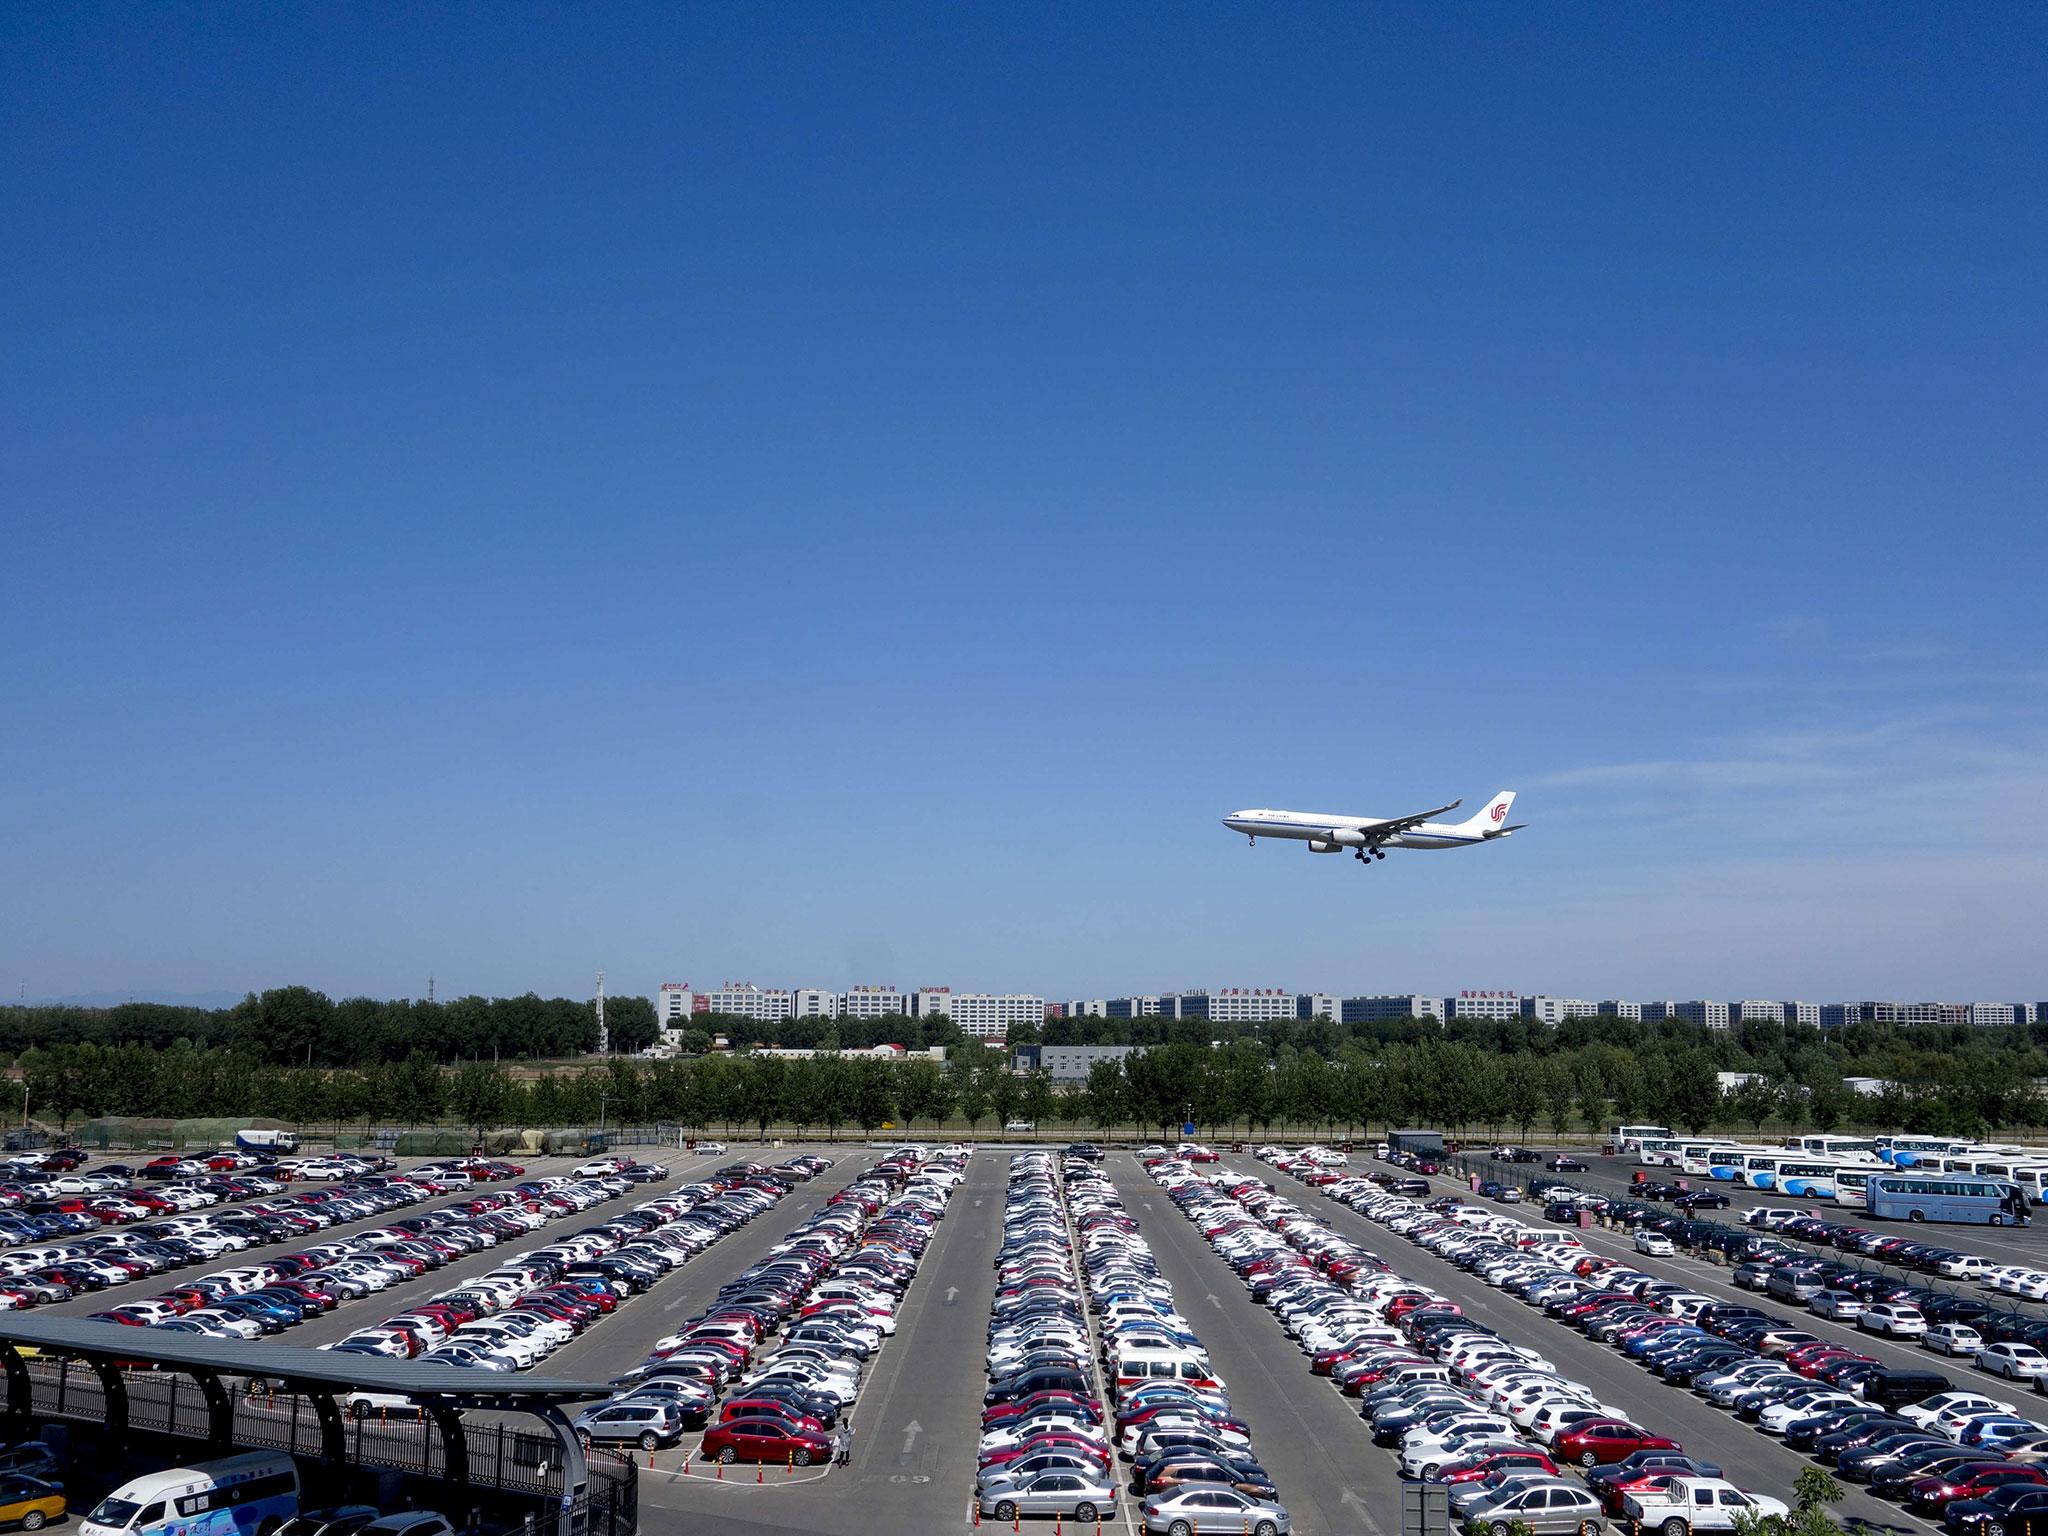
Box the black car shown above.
[1549,1156,1587,1172]
[1676,1190,1731,1212]
[1064,1144,1105,1162]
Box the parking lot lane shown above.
[537,1148,881,1383]
[635,1150,999,1535]
[1104,1154,1397,1536]
[1219,1156,1929,1536]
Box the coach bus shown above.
[1878,1136,1975,1167]
[1831,1166,1877,1208]
[1609,1124,1672,1152]
[1791,1135,1879,1158]
[1968,1159,2048,1204]
[1636,1137,1686,1165]
[1707,1146,1769,1181]
[1776,1159,1859,1198]
[1867,1173,2032,1225]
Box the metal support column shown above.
[0,1345,28,1429]
[305,1388,346,1464]
[90,1359,128,1445]
[183,1369,233,1448]
[428,1401,468,1486]
[530,1404,588,1536]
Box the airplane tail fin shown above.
[1462,790,1517,836]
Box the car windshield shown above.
[88,1498,143,1528]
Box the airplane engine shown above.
[1324,827,1369,846]
[1307,839,1343,853]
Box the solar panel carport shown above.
[0,1315,613,1536]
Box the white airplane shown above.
[1222,792,1523,865]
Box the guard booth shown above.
[1388,1129,1445,1160]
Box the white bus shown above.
[1673,1141,1723,1175]
[1610,1124,1672,1151]
[1637,1138,1687,1166]
[81,1453,299,1536]
[1832,1166,1877,1208]
[1793,1135,1878,1158]
[1706,1146,1774,1183]
[1879,1136,1973,1167]
[1969,1159,2048,1203]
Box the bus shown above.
[1967,1159,2048,1203]
[1878,1136,1974,1167]
[1776,1159,1853,1198]
[1674,1141,1723,1175]
[1707,1146,1769,1182]
[81,1453,298,1536]
[1636,1138,1686,1166]
[1793,1135,1878,1158]
[1866,1173,2032,1226]
[1609,1125,1672,1151]
[1832,1166,1876,1208]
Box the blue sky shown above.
[3,5,2044,1007]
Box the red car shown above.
[1435,1449,1558,1484]
[1554,1421,1682,1468]
[700,1417,831,1466]
[1907,1463,2045,1514]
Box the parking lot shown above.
[21,1137,2048,1535]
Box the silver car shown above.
[1141,1488,1291,1536]
[976,1470,1119,1525]
[1465,1481,1605,1536]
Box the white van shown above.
[82,1452,299,1536]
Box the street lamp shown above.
[597,1092,610,1146]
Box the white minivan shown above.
[81,1452,299,1536]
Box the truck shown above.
[1623,1477,1790,1536]
[234,1128,300,1154]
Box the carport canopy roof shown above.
[0,1315,612,1404]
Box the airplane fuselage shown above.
[1220,810,1489,850]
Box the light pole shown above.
[597,1092,610,1147]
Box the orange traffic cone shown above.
[715,1458,724,1480]
[756,1462,764,1484]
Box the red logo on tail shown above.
[1490,801,1507,823]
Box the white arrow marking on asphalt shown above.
[1206,1293,1220,1306]
[945,1286,959,1304]
[902,1419,923,1454]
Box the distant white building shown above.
[1785,1001,1820,1027]
[655,983,694,1027]
[749,1043,945,1062]
[1295,993,1340,1021]
[913,987,1042,1039]
[1064,999,1108,1018]
[1643,1000,1730,1029]
[703,983,794,1022]
[1731,1000,1785,1026]
[791,988,838,1019]
[1843,1076,1890,1096]
[1521,997,1596,1026]
[840,985,906,1019]
[1208,988,1296,1023]
[1448,991,1520,1022]
[1600,1000,1643,1020]
[1339,996,1443,1023]
[1970,1002,2020,1027]
[1717,1071,1763,1091]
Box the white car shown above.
[1980,1343,2048,1381]
[1901,1391,2011,1430]
[1634,1232,1675,1257]
[1923,1325,1985,1358]
[1809,1290,1863,1321]
[1858,1304,1927,1338]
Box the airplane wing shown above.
[1362,799,1461,841]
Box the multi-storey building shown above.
[1730,1000,1785,1026]
[701,983,795,1021]
[1447,991,1520,1022]
[1013,1043,1142,1082]
[1339,995,1445,1023]
[1599,1000,1643,1020]
[1520,996,1597,1026]
[942,994,1045,1040]
[1105,997,1163,1018]
[791,988,838,1019]
[655,983,694,1027]
[840,985,907,1019]
[1207,988,1295,1023]
[1295,994,1340,1021]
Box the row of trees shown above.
[0,988,659,1066]
[18,1032,2048,1142]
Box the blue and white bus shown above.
[1776,1159,1853,1198]
[81,1452,298,1536]
[1832,1166,1877,1209]
[1793,1135,1878,1158]
[1707,1146,1770,1182]
[1866,1173,2032,1226]
[1878,1136,1973,1167]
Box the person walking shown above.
[834,1423,852,1467]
